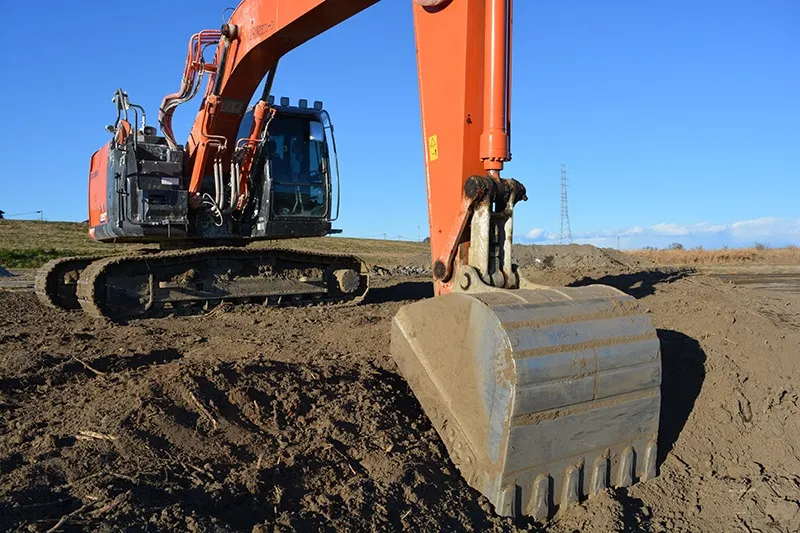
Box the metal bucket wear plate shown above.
[390,284,661,519]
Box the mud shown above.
[2,252,800,531]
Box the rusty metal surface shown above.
[390,272,661,520]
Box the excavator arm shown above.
[144,0,662,520]
[164,0,523,294]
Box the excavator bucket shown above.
[391,281,661,520]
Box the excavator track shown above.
[75,246,369,320]
[35,256,103,310]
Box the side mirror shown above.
[309,120,325,142]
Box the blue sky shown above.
[1,1,797,249]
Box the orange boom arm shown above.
[166,0,520,295]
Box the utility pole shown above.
[559,164,573,245]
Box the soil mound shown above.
[389,244,651,278]
[404,251,432,270]
[373,251,432,276]
[1,264,799,531]
[512,243,653,270]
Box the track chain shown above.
[35,256,103,310]
[75,246,370,320]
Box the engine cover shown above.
[89,135,189,242]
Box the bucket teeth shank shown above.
[390,283,661,520]
[591,456,609,495]
[643,441,658,480]
[617,447,635,488]
[529,474,550,520]
[563,465,581,505]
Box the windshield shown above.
[265,114,328,218]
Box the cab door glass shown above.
[267,115,328,218]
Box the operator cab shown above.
[240,102,332,219]
[237,98,341,239]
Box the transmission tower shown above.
[559,164,573,244]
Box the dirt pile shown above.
[0,283,510,531]
[568,269,800,532]
[1,252,799,531]
[403,251,432,270]
[385,244,653,280]
[371,263,431,277]
[511,243,654,271]
[372,251,432,277]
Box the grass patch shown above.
[253,237,427,266]
[0,220,429,269]
[629,246,800,266]
[0,220,128,254]
[0,220,130,268]
[0,248,82,268]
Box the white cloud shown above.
[526,228,546,241]
[648,223,690,236]
[730,217,778,230]
[728,217,800,240]
[522,217,800,249]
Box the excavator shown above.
[35,0,662,520]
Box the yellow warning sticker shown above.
[428,134,439,162]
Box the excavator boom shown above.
[175,0,518,291]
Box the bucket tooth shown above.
[499,485,519,517]
[529,474,551,520]
[562,465,581,505]
[643,441,658,480]
[616,447,635,488]
[390,283,661,519]
[590,455,609,495]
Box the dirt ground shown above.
[1,246,800,532]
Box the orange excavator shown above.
[36,0,662,520]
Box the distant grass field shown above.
[629,247,800,266]
[0,220,427,268]
[0,221,128,267]
[4,219,798,270]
